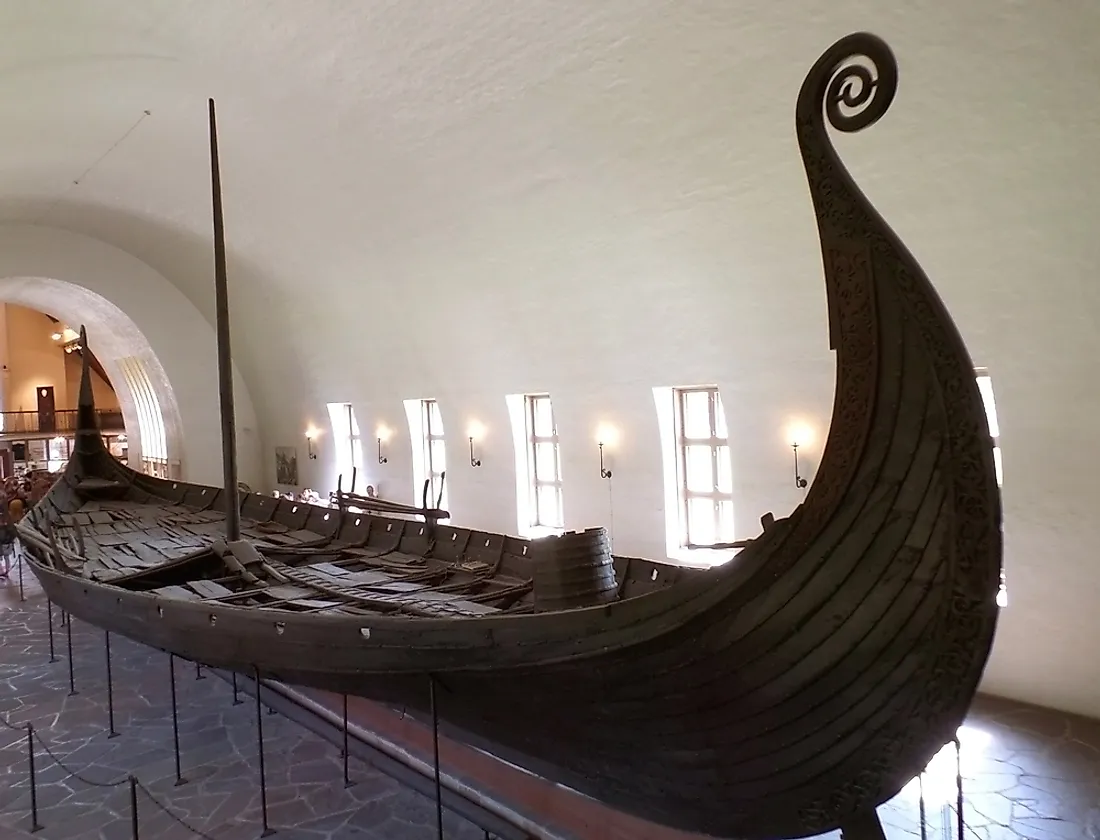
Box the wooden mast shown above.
[208,98,241,542]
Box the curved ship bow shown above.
[791,31,1003,827]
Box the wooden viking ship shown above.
[18,32,1002,840]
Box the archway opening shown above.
[0,277,184,480]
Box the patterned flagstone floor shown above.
[1,561,1099,840]
[868,696,1100,839]
[0,569,491,840]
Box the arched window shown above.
[653,384,735,566]
[404,398,448,513]
[506,392,564,537]
[117,355,171,478]
[326,402,363,493]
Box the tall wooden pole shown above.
[208,98,241,542]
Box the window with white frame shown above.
[974,368,1007,607]
[524,393,563,531]
[326,402,364,493]
[673,386,735,549]
[419,399,447,510]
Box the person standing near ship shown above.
[0,495,21,579]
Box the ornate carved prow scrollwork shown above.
[787,34,902,532]
[802,32,898,136]
[795,32,899,349]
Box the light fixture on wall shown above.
[305,426,320,460]
[51,325,80,351]
[792,443,808,489]
[595,424,618,480]
[787,421,813,490]
[376,424,391,464]
[598,443,613,479]
[467,420,484,467]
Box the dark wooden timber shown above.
[532,527,618,612]
[208,98,241,543]
[19,33,1002,840]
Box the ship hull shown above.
[19,32,1002,840]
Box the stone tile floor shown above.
[0,570,489,840]
[865,697,1100,839]
[1,563,1099,840]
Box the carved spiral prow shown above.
[798,32,898,137]
[794,32,903,352]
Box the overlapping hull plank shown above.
[19,32,1002,840]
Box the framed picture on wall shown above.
[275,446,299,486]
[27,439,47,466]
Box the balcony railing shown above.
[0,409,125,435]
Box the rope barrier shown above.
[0,671,517,840]
[0,702,219,836]
[0,621,220,837]
[0,592,374,839]
[30,727,129,788]
[0,710,23,732]
[135,778,220,840]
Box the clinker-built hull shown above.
[19,32,1001,839]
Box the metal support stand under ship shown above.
[16,32,1002,840]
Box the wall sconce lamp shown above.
[305,426,320,460]
[377,425,391,464]
[467,421,485,468]
[787,422,813,490]
[595,424,617,479]
[792,443,808,489]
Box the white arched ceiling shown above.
[1,4,1099,718]
[0,226,261,488]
